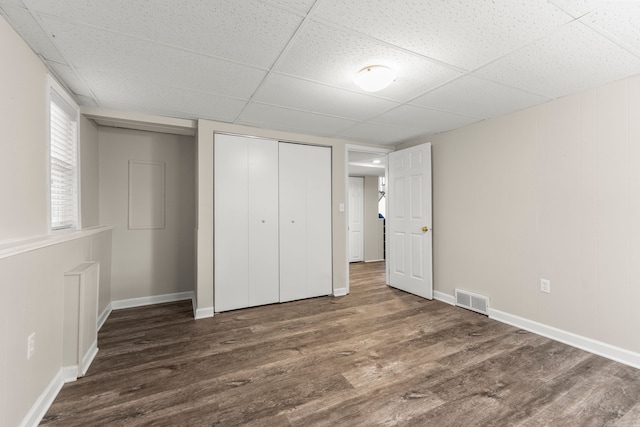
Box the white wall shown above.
[0,15,113,427]
[80,116,100,228]
[405,75,640,356]
[99,127,196,301]
[0,16,48,241]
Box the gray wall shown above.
[99,127,196,301]
[363,176,384,262]
[0,16,48,241]
[80,115,100,228]
[401,75,640,355]
[0,16,111,427]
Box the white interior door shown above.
[348,176,364,262]
[388,143,433,299]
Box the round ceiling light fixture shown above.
[353,65,396,92]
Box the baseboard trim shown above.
[80,340,98,376]
[489,308,640,370]
[20,369,64,427]
[364,259,385,263]
[333,287,348,297]
[62,366,78,383]
[97,302,112,331]
[112,291,194,310]
[191,294,197,318]
[434,290,456,306]
[195,306,214,319]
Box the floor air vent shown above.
[455,289,489,316]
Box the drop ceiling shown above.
[2,0,640,146]
[348,151,386,177]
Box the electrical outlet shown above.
[27,332,36,360]
[540,279,551,294]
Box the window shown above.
[49,78,79,231]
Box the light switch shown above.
[339,203,345,212]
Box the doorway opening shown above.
[345,145,391,294]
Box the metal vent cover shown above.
[455,289,489,316]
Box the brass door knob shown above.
[422,226,429,232]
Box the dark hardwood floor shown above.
[42,262,640,426]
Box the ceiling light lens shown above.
[372,159,381,164]
[354,65,396,92]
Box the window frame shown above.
[47,76,81,233]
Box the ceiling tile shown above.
[550,0,605,17]
[0,0,26,7]
[75,95,97,108]
[94,82,248,123]
[40,16,267,100]
[238,103,358,136]
[4,0,640,146]
[0,4,65,63]
[474,20,640,98]
[275,20,461,102]
[412,75,551,118]
[313,0,573,70]
[579,2,640,54]
[25,0,302,68]
[372,104,481,134]
[254,74,398,121]
[258,0,316,15]
[45,61,92,97]
[348,151,387,164]
[336,122,430,146]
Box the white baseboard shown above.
[62,366,78,383]
[80,340,98,376]
[333,287,349,297]
[62,340,98,384]
[364,259,385,263]
[195,306,214,319]
[97,302,112,331]
[20,369,64,427]
[112,291,194,310]
[434,290,456,306]
[489,308,640,370]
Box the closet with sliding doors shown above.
[213,133,332,312]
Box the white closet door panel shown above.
[279,142,308,302]
[305,145,332,298]
[279,142,332,302]
[248,139,279,307]
[214,135,249,311]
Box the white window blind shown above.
[50,90,78,231]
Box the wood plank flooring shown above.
[41,262,640,426]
